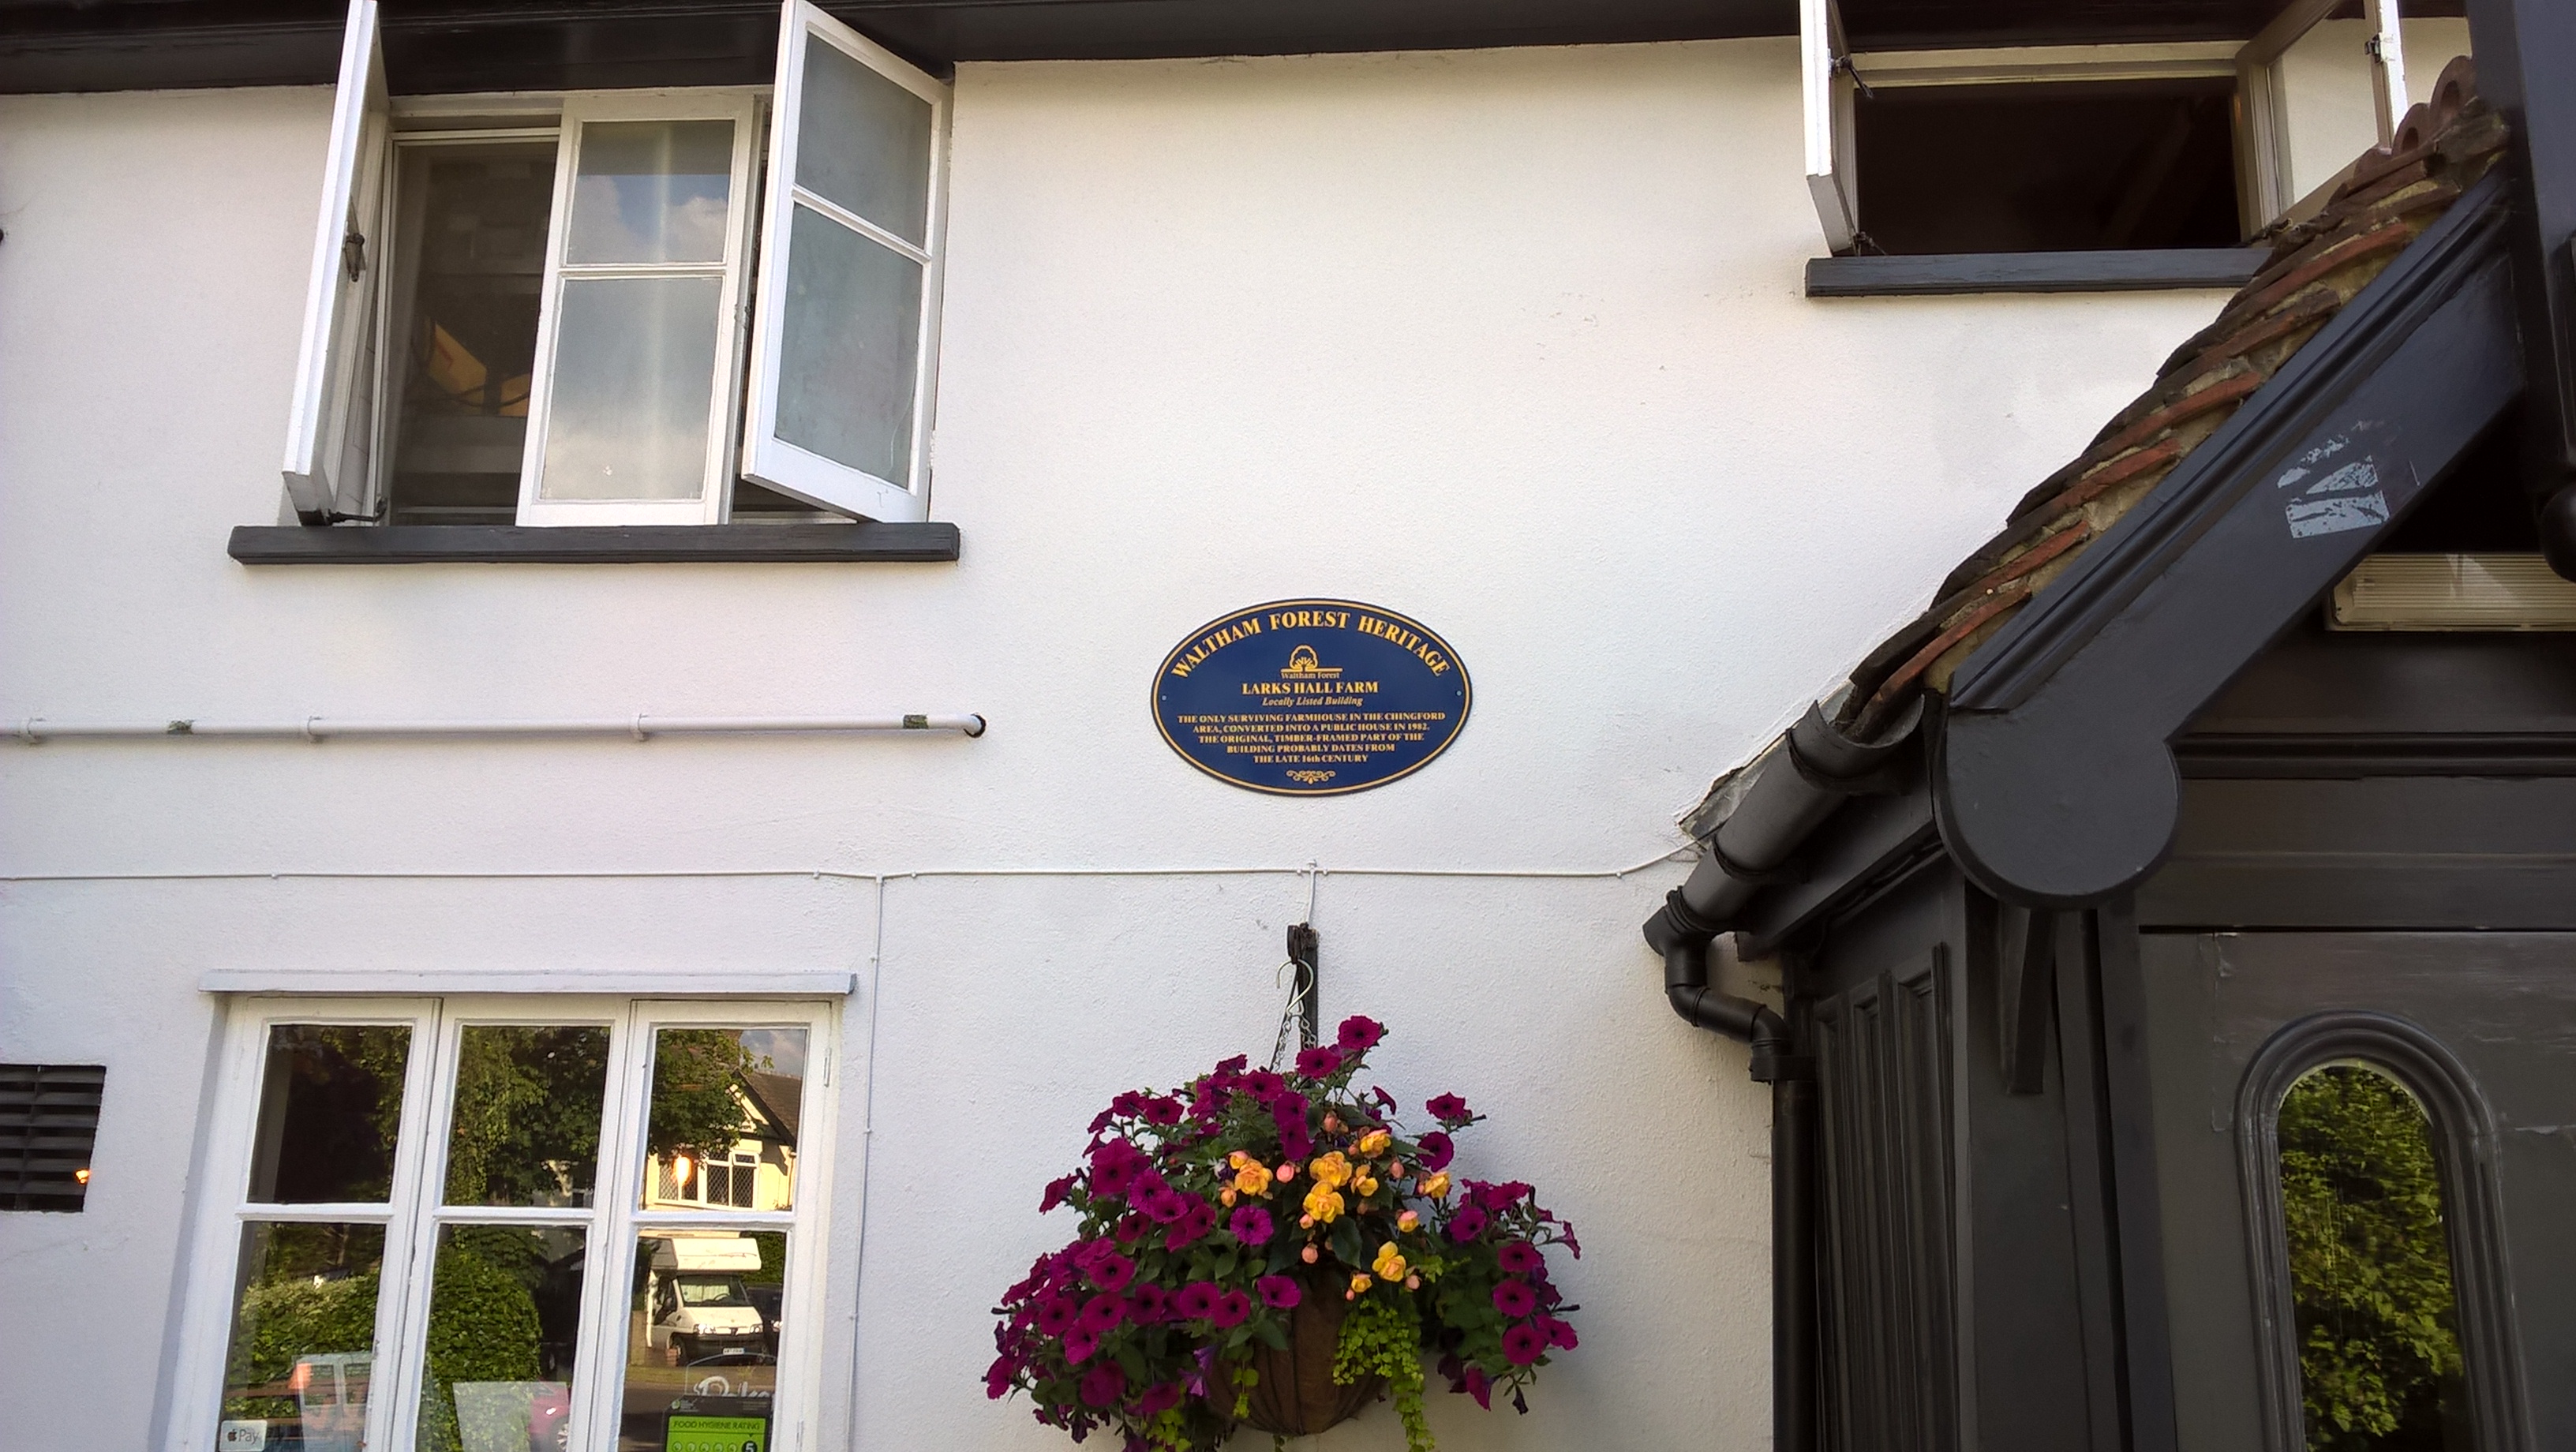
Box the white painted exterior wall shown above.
[2279,17,2475,199]
[0,39,2236,1451]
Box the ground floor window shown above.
[183,996,833,1452]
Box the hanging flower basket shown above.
[987,1016,1581,1452]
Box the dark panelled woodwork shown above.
[1811,952,1957,1452]
[0,1064,103,1212]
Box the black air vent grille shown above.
[0,1064,104,1211]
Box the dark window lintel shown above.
[228,522,960,565]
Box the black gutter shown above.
[1641,696,1920,1452]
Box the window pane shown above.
[2278,1064,2473,1450]
[384,142,556,526]
[566,120,735,265]
[412,1225,587,1452]
[537,275,722,501]
[796,38,932,248]
[444,1026,610,1208]
[622,1233,784,1452]
[249,1026,410,1204]
[641,1028,807,1214]
[774,205,921,485]
[218,1222,385,1452]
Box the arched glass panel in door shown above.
[2275,1063,2471,1452]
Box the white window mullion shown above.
[1801,0,1859,256]
[571,1004,651,1452]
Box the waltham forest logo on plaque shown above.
[1151,600,1471,796]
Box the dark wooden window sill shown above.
[229,522,960,565]
[1805,247,2266,298]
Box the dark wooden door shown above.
[2133,932,2576,1452]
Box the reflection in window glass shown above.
[444,1026,611,1208]
[217,1222,385,1452]
[641,1029,807,1213]
[535,274,724,503]
[249,1026,411,1204]
[621,1233,784,1452]
[382,142,557,526]
[795,39,932,246]
[2278,1065,2471,1452]
[411,1225,587,1452]
[566,121,736,265]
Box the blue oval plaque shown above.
[1153,600,1472,796]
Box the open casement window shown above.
[171,996,837,1452]
[739,1,949,524]
[280,0,391,523]
[2237,0,2413,230]
[515,93,763,526]
[1800,0,1859,256]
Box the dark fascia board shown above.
[1805,249,2266,299]
[0,0,1792,94]
[1936,173,2526,908]
[228,522,960,563]
[1733,780,1941,959]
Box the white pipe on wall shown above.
[13,713,987,743]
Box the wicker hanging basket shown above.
[1222,1283,1387,1437]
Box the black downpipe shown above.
[1642,698,1916,1452]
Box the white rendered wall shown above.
[0,41,2232,1451]
[2280,18,2475,199]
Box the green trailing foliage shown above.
[1335,1293,1432,1452]
[2279,1065,2463,1452]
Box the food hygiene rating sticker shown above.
[1152,600,1471,796]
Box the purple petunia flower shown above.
[1336,1015,1385,1052]
[1416,1131,1455,1172]
[1460,1365,1492,1409]
[1230,1204,1275,1245]
[1135,1382,1183,1416]
[1039,1173,1077,1213]
[1255,1274,1302,1309]
[1496,1241,1543,1274]
[1090,1140,1146,1196]
[985,1355,1017,1399]
[1294,1045,1344,1077]
[1472,1180,1533,1211]
[1242,1069,1286,1100]
[1165,1199,1219,1249]
[1492,1279,1537,1317]
[1173,1282,1220,1320]
[1502,1322,1547,1366]
[1141,1095,1184,1126]
[1559,1224,1582,1259]
[1544,1316,1578,1350]
[1270,1092,1315,1160]
[1036,1297,1079,1336]
[1125,1283,1169,1323]
[1064,1327,1100,1364]
[1080,1294,1126,1335]
[1142,1186,1193,1225]
[1211,1289,1252,1328]
[1125,1169,1169,1215]
[1088,1252,1136,1291]
[1079,1362,1126,1407]
[1447,1206,1488,1241]
[1425,1093,1472,1125]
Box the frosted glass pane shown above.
[775,205,921,485]
[539,276,721,501]
[566,121,735,265]
[795,37,932,247]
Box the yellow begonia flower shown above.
[1398,1210,1421,1232]
[1357,1128,1392,1157]
[1304,1184,1346,1223]
[1309,1152,1351,1189]
[1350,1273,1373,1296]
[1354,1175,1379,1197]
[1234,1163,1274,1198]
[1420,1171,1451,1199]
[1228,1151,1252,1169]
[1373,1243,1408,1282]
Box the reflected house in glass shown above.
[646,1068,802,1214]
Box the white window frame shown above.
[515,91,765,527]
[2235,0,2412,231]
[737,1,953,524]
[169,994,840,1452]
[280,0,392,523]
